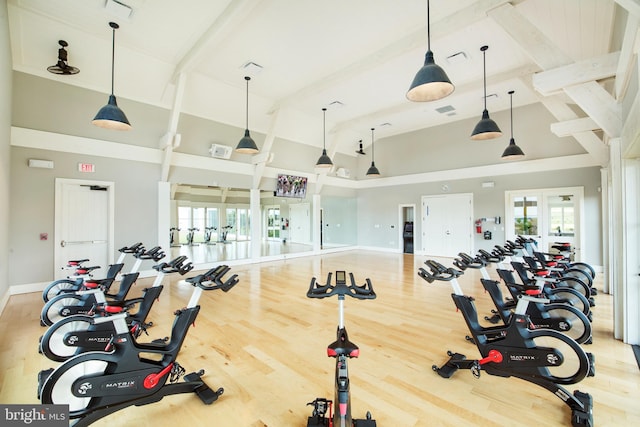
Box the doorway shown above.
[421,193,473,257]
[505,187,585,260]
[54,179,114,280]
[399,204,415,254]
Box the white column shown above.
[158,182,171,251]
[250,189,261,260]
[0,0,12,297]
[312,194,322,252]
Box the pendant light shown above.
[406,0,454,102]
[315,108,333,168]
[236,76,259,154]
[366,128,380,176]
[355,139,366,155]
[501,90,525,160]
[92,22,131,131]
[470,45,501,140]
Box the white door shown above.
[289,203,311,244]
[421,193,473,257]
[54,179,114,280]
[505,187,584,260]
[623,160,640,344]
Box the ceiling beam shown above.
[160,72,187,182]
[563,81,622,138]
[532,51,620,96]
[490,2,615,162]
[615,0,640,18]
[171,0,261,81]
[550,117,600,137]
[615,13,640,99]
[487,3,573,70]
[252,108,281,189]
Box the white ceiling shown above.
[7,0,620,156]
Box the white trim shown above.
[11,127,600,191]
[398,204,416,254]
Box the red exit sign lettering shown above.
[78,163,95,173]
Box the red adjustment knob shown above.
[143,363,173,389]
[479,349,503,365]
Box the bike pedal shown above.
[587,353,595,377]
[354,419,377,426]
[306,417,329,427]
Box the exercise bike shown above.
[306,270,377,427]
[418,260,594,427]
[169,227,181,247]
[40,247,166,326]
[183,227,199,246]
[204,226,217,245]
[39,256,194,362]
[219,225,233,244]
[452,254,593,344]
[38,264,239,427]
[42,242,147,302]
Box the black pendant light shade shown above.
[93,22,131,131]
[316,108,333,168]
[470,45,501,140]
[502,90,525,160]
[407,0,454,102]
[236,76,259,154]
[356,139,366,155]
[366,128,380,176]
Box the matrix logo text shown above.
[1,405,68,426]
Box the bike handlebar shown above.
[185,264,239,292]
[153,255,194,275]
[118,242,144,254]
[306,271,376,300]
[418,260,463,283]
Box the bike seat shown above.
[327,328,359,358]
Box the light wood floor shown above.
[1,251,638,426]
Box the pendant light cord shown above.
[245,76,250,129]
[371,128,375,161]
[482,48,487,110]
[110,26,115,96]
[426,0,431,52]
[509,90,514,139]
[322,108,327,149]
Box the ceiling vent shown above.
[436,105,455,114]
[209,144,232,159]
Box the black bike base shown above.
[432,351,471,378]
[306,417,377,427]
[571,390,593,427]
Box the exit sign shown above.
[78,163,95,173]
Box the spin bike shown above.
[39,256,194,362]
[418,261,594,427]
[42,242,146,302]
[204,227,217,245]
[452,254,593,344]
[38,264,239,427]
[306,271,377,427]
[40,247,166,326]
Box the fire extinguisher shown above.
[475,219,483,234]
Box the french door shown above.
[505,187,584,260]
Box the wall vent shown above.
[209,144,232,159]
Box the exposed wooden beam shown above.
[615,13,640,99]
[252,108,281,189]
[550,117,600,137]
[488,3,572,70]
[160,72,187,182]
[563,81,622,138]
[615,0,640,18]
[533,51,620,96]
[171,0,261,81]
